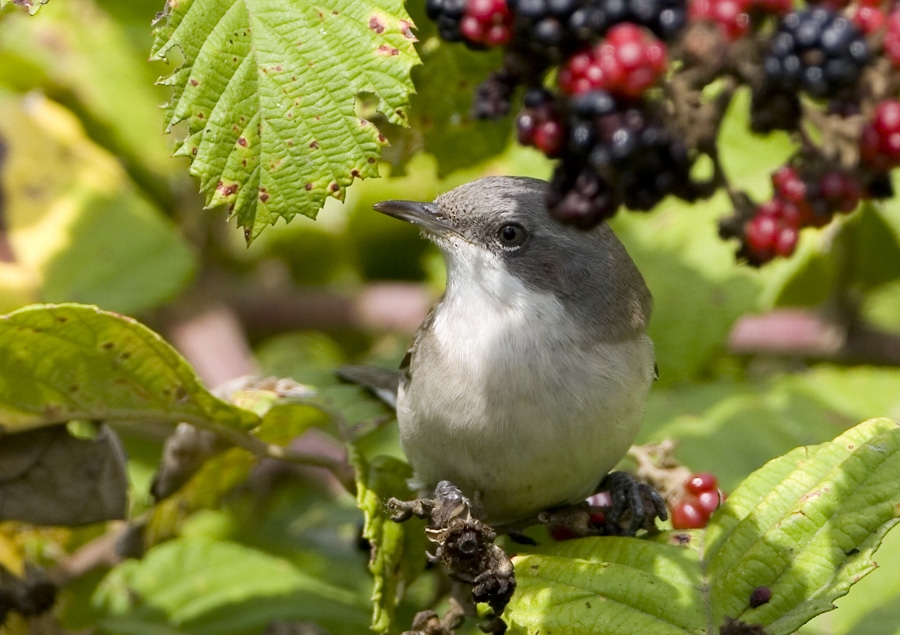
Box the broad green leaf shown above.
[0,0,48,15]
[505,418,900,635]
[704,417,900,635]
[150,0,420,241]
[93,536,369,635]
[0,303,258,433]
[0,95,195,315]
[508,536,705,635]
[352,449,427,634]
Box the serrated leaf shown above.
[0,0,48,15]
[352,449,427,634]
[93,536,368,635]
[505,418,900,635]
[704,417,900,635]
[151,0,420,242]
[0,303,258,433]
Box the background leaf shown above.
[93,536,369,635]
[150,0,420,241]
[0,303,258,432]
[0,94,196,315]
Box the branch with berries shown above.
[424,0,900,265]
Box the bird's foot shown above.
[596,471,668,536]
[388,481,515,633]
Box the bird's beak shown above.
[373,200,457,236]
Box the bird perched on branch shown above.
[340,176,660,530]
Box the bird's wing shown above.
[399,295,443,383]
[334,365,403,410]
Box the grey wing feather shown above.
[334,365,403,410]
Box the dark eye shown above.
[497,223,527,248]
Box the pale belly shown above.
[396,334,654,525]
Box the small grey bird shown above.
[342,176,656,528]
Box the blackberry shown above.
[763,8,870,100]
[547,93,695,225]
[604,0,688,41]
[427,0,468,43]
[547,160,621,227]
[508,0,589,58]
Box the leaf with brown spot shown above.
[152,0,420,242]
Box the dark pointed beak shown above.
[373,200,457,236]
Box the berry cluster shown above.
[426,0,513,46]
[424,0,900,265]
[670,472,725,530]
[740,165,863,264]
[558,24,668,98]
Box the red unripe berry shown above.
[460,0,512,46]
[534,119,565,157]
[885,10,900,68]
[775,225,799,257]
[671,500,708,529]
[697,489,723,516]
[745,214,778,254]
[861,100,900,171]
[690,0,751,41]
[853,6,886,34]
[558,24,667,98]
[771,166,807,205]
[685,472,719,496]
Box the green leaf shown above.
[150,0,420,242]
[0,303,258,433]
[93,536,369,635]
[0,94,196,315]
[508,535,705,635]
[0,0,48,15]
[0,0,181,196]
[705,417,900,635]
[352,449,427,634]
[505,418,900,635]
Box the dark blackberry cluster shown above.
[763,8,870,100]
[426,0,468,43]
[424,0,897,266]
[507,0,686,57]
[545,89,695,225]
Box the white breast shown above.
[396,240,655,525]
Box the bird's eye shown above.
[497,223,527,248]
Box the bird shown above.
[339,176,657,529]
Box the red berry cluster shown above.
[425,0,900,266]
[670,472,725,530]
[741,165,861,264]
[460,0,513,46]
[557,24,668,98]
[861,99,900,171]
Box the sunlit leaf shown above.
[506,419,900,635]
[150,0,420,241]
